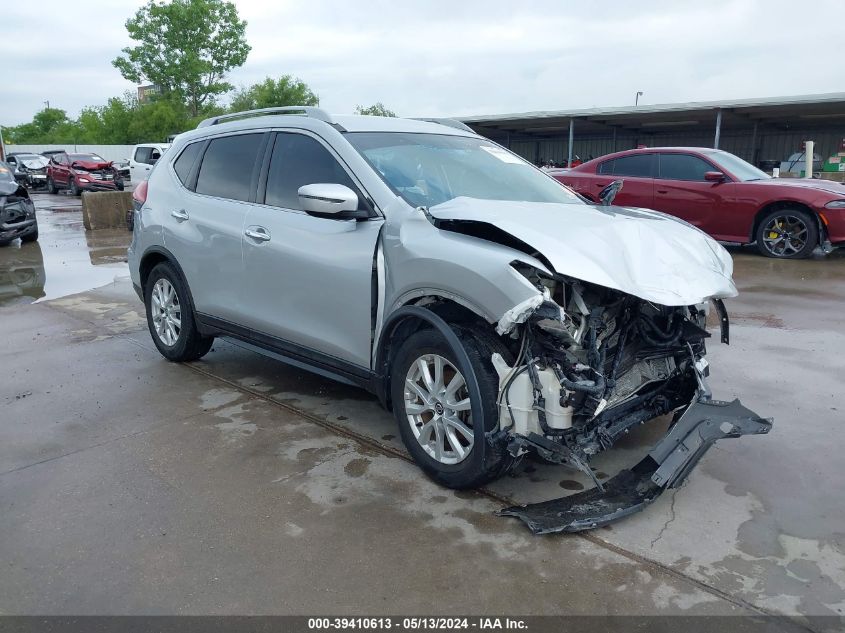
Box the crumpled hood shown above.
[72,160,112,170]
[747,177,845,197]
[428,197,737,306]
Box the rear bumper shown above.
[80,181,123,192]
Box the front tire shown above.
[144,262,213,362]
[390,326,514,489]
[755,209,818,259]
[21,225,38,243]
[47,177,58,194]
[69,178,80,196]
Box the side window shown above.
[134,147,152,164]
[264,133,365,211]
[597,159,614,175]
[173,142,203,188]
[150,148,162,163]
[658,154,714,181]
[609,154,654,177]
[195,133,264,202]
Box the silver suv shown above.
[129,107,771,534]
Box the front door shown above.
[240,131,382,369]
[651,153,732,236]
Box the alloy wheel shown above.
[761,215,809,257]
[403,354,474,465]
[151,278,182,346]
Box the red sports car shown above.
[551,147,845,258]
[46,152,125,196]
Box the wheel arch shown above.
[374,304,488,412]
[138,247,202,330]
[750,200,820,243]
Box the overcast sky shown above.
[1,0,844,126]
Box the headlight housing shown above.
[824,200,845,209]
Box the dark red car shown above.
[552,147,845,259]
[46,152,125,196]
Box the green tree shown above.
[229,75,319,112]
[4,107,75,143]
[128,96,191,142]
[112,0,251,117]
[354,102,396,117]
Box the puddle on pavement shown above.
[0,193,131,307]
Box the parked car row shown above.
[2,142,171,193]
[551,147,845,259]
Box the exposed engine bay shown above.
[489,266,772,533]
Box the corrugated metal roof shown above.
[459,92,845,124]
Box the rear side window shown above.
[195,134,264,202]
[600,154,654,177]
[658,154,714,181]
[134,147,153,164]
[264,133,364,210]
[173,142,203,188]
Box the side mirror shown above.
[298,183,359,215]
[598,179,624,206]
[704,171,726,182]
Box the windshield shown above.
[346,132,582,208]
[70,154,107,163]
[705,150,770,182]
[18,155,49,168]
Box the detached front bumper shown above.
[499,397,772,534]
[79,180,123,192]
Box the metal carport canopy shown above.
[458,92,845,161]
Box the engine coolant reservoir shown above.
[491,353,573,436]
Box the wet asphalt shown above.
[0,192,843,622]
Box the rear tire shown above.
[755,209,818,259]
[144,262,213,362]
[390,325,514,489]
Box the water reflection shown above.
[0,241,46,306]
[0,206,130,308]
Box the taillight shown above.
[133,180,149,206]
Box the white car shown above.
[129,143,170,182]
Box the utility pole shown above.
[635,91,643,106]
[44,100,50,110]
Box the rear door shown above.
[239,130,383,368]
[592,154,655,208]
[651,153,733,235]
[162,132,268,324]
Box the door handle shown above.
[244,226,271,242]
[170,209,189,221]
[657,189,668,194]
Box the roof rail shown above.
[413,118,476,133]
[196,106,334,129]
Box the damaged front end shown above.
[490,268,772,534]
